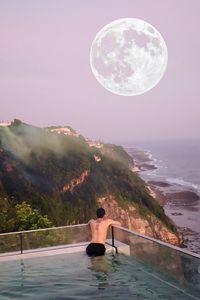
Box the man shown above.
[86,207,121,256]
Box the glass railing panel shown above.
[113,226,200,299]
[22,224,91,251]
[0,233,20,254]
[106,226,112,242]
[0,224,91,254]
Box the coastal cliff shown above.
[0,119,181,245]
[98,195,181,245]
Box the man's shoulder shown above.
[106,218,121,226]
[106,218,114,224]
[88,219,95,224]
[102,218,114,225]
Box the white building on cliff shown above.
[0,121,11,127]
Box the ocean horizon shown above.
[122,138,200,192]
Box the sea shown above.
[123,139,200,254]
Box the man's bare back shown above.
[88,217,121,244]
[86,207,121,256]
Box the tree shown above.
[15,201,52,231]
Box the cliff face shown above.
[0,120,180,244]
[62,170,89,193]
[98,195,181,245]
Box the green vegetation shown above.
[0,120,177,235]
[15,202,52,230]
[0,199,52,232]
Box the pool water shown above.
[0,252,199,300]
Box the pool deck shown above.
[0,239,130,262]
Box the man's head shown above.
[96,207,105,218]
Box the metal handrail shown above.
[0,223,88,236]
[1,224,200,259]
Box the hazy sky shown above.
[0,0,200,142]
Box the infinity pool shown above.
[0,251,199,300]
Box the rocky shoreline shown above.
[126,147,200,254]
[147,181,200,252]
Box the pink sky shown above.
[0,0,200,142]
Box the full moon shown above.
[90,18,168,96]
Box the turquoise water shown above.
[0,252,199,300]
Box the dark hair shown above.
[96,207,105,218]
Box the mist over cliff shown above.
[0,119,180,244]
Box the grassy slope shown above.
[0,120,177,234]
